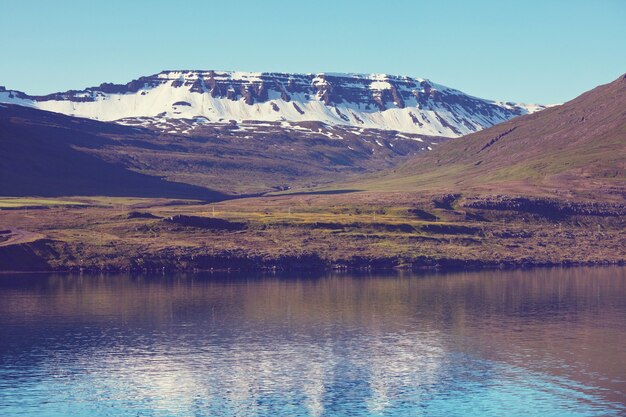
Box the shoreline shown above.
[1,255,624,275]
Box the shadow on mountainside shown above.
[0,105,226,200]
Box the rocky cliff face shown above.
[0,71,544,137]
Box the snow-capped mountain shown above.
[0,71,544,137]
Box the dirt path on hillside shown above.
[0,229,44,247]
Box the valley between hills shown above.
[0,73,624,272]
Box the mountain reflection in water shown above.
[0,267,625,416]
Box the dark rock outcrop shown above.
[164,215,247,230]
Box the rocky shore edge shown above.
[1,238,623,274]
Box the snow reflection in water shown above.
[0,267,625,416]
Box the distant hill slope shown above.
[0,70,543,137]
[0,105,224,199]
[0,103,437,197]
[357,74,626,199]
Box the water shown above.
[0,267,625,417]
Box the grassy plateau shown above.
[0,192,623,272]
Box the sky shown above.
[0,0,624,104]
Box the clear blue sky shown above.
[1,0,624,104]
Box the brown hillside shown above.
[360,74,626,200]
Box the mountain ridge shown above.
[0,70,544,137]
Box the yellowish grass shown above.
[0,198,86,208]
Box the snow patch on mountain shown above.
[0,72,544,137]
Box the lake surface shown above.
[0,267,625,417]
